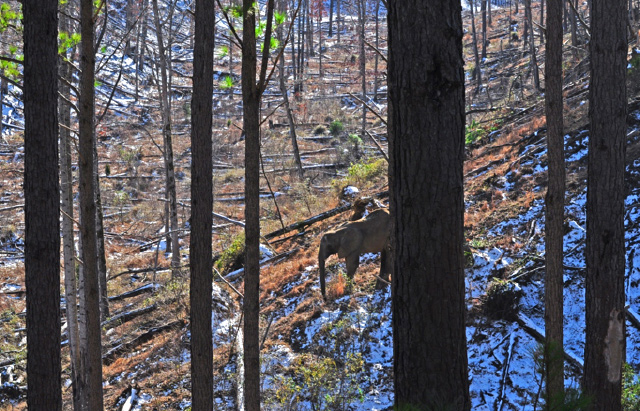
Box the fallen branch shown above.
[108,283,159,302]
[516,313,583,371]
[102,304,158,330]
[103,320,185,365]
[263,190,389,241]
[365,130,389,162]
[225,248,299,281]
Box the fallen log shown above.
[516,313,583,371]
[108,283,159,302]
[263,190,389,240]
[103,320,185,365]
[102,304,158,330]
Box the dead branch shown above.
[103,320,185,365]
[102,304,158,330]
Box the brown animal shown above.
[318,208,391,298]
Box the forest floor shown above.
[2,1,640,410]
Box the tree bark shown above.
[23,1,62,409]
[59,8,82,410]
[388,0,470,409]
[190,0,215,409]
[469,0,482,94]
[544,0,565,406]
[243,0,262,407]
[358,0,366,149]
[584,0,628,409]
[152,0,181,277]
[278,20,304,178]
[525,0,540,90]
[79,0,105,408]
[94,141,109,322]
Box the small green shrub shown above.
[465,119,485,145]
[347,158,385,184]
[329,120,344,136]
[623,363,640,410]
[215,233,245,273]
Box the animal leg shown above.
[345,254,360,292]
[375,247,391,289]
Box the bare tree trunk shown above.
[337,0,341,43]
[23,0,62,408]
[584,0,628,408]
[79,0,104,408]
[152,0,181,278]
[358,0,366,152]
[306,0,314,57]
[389,0,470,407]
[570,0,580,46]
[525,0,540,90]
[243,0,261,407]
[59,10,82,409]
[544,0,565,406]
[190,0,215,408]
[469,0,482,94]
[328,0,334,37]
[481,0,487,59]
[94,140,109,322]
[318,11,323,77]
[373,0,380,102]
[540,0,546,43]
[278,45,304,178]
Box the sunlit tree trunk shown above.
[79,0,104,408]
[59,7,82,410]
[152,0,181,277]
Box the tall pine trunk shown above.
[152,0,181,277]
[389,0,470,408]
[190,0,215,408]
[79,0,104,408]
[544,0,565,406]
[584,0,628,408]
[23,0,62,408]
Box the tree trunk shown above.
[373,0,380,102]
[570,0,580,46]
[243,0,262,408]
[525,0,540,90]
[328,0,334,37]
[318,11,323,77]
[152,0,181,278]
[79,0,104,408]
[190,0,215,409]
[358,0,366,149]
[544,0,565,406]
[481,0,487,59]
[388,0,470,409]
[540,0,546,43]
[469,0,482,94]
[584,0,628,409]
[337,0,341,43]
[23,1,62,409]
[59,9,82,410]
[94,141,109,322]
[278,15,304,178]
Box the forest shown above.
[1,0,639,409]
